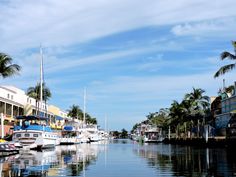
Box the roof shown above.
[55,115,63,120]
[15,115,49,121]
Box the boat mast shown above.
[105,114,107,132]
[83,87,86,125]
[40,46,43,115]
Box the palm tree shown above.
[184,88,210,137]
[184,88,209,113]
[26,83,52,114]
[0,53,21,78]
[67,105,83,120]
[214,41,236,78]
[169,100,187,137]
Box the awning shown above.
[55,115,64,120]
[16,115,48,121]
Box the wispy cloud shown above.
[1,0,236,130]
[171,17,236,37]
[1,0,236,53]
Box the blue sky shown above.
[1,0,236,131]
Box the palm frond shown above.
[220,51,236,60]
[214,64,236,78]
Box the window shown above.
[16,134,21,137]
[7,94,10,99]
[24,133,30,137]
[0,101,4,113]
[11,95,13,100]
[13,105,18,117]
[19,107,24,115]
[33,134,38,137]
[6,103,12,116]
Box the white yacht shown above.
[144,126,163,143]
[60,125,81,145]
[86,124,101,142]
[13,115,59,149]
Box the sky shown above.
[1,0,236,131]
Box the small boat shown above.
[60,125,81,145]
[12,115,59,149]
[144,126,163,143]
[86,124,101,142]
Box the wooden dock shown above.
[163,136,236,147]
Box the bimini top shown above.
[15,115,49,121]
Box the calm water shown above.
[1,139,236,177]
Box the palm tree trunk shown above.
[197,119,200,138]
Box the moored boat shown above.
[13,115,59,149]
[144,126,163,143]
[60,125,81,145]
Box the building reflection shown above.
[0,143,102,177]
[133,143,236,176]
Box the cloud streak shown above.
[1,0,236,52]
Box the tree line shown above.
[132,41,236,136]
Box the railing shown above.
[14,125,52,132]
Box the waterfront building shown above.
[0,85,67,136]
[215,83,236,135]
[48,105,70,130]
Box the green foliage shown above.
[132,87,211,136]
[67,105,97,124]
[26,83,52,115]
[27,83,52,101]
[67,105,83,120]
[120,128,128,138]
[0,53,21,78]
[214,41,236,78]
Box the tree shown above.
[184,88,210,137]
[26,82,51,114]
[184,88,209,112]
[169,100,185,126]
[0,53,21,78]
[85,113,97,124]
[214,41,236,78]
[120,128,128,139]
[67,105,83,120]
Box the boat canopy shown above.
[15,115,49,121]
[63,125,74,131]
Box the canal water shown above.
[1,139,236,177]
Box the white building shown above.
[0,85,53,122]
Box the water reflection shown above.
[133,143,236,176]
[0,142,105,177]
[1,141,236,176]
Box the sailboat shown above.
[78,88,90,143]
[12,47,59,149]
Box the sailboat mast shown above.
[83,87,86,125]
[40,46,43,113]
[105,114,107,132]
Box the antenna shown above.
[83,87,86,125]
[223,79,226,92]
[40,45,43,115]
[105,114,107,132]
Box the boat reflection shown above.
[0,143,103,177]
[133,144,236,176]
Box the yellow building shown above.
[48,105,68,130]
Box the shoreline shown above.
[163,137,236,147]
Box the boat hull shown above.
[13,130,58,149]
